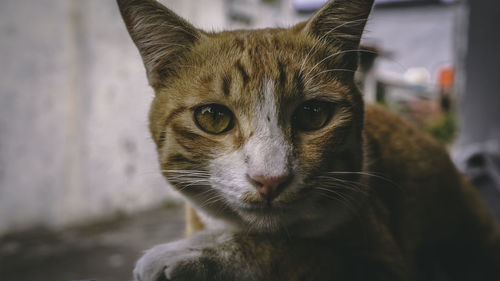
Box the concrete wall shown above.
[0,0,224,235]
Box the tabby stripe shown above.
[222,73,232,96]
[199,73,214,85]
[234,38,245,51]
[165,106,188,126]
[172,124,220,150]
[157,106,188,147]
[235,60,249,86]
[158,130,167,147]
[167,153,199,165]
[277,59,287,86]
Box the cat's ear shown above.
[300,0,374,49]
[117,0,203,88]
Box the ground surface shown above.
[0,203,185,281]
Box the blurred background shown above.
[1,0,499,280]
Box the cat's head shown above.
[118,0,374,235]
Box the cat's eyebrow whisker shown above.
[304,49,365,80]
[299,18,368,76]
[304,68,356,87]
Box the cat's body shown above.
[117,0,500,280]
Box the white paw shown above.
[133,238,213,281]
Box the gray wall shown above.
[458,0,500,146]
[0,0,224,234]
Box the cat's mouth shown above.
[235,190,306,216]
[239,189,300,206]
[238,200,283,212]
[236,202,291,227]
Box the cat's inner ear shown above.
[117,0,203,88]
[300,0,374,50]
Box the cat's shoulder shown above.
[363,104,452,178]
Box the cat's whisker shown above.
[161,169,209,172]
[198,193,226,209]
[175,181,210,192]
[164,168,212,192]
[317,175,370,189]
[311,188,357,214]
[194,186,217,195]
[313,186,358,205]
[316,180,369,196]
[166,175,209,182]
[327,171,400,188]
[163,174,210,178]
[165,175,210,180]
[161,169,211,176]
[163,172,210,175]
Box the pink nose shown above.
[247,172,293,201]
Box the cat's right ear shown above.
[117,0,203,88]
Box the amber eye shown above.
[293,100,333,131]
[194,104,234,134]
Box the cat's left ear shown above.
[300,0,374,50]
[117,0,204,88]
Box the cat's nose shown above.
[247,172,293,202]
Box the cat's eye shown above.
[293,100,334,131]
[194,104,234,134]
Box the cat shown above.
[117,0,500,280]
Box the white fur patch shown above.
[207,80,294,204]
[244,80,291,178]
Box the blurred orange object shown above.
[438,66,455,92]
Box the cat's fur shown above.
[117,0,500,280]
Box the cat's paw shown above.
[133,238,216,281]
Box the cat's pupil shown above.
[293,100,333,131]
[194,104,234,134]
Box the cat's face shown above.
[118,0,373,235]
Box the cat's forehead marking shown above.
[234,60,250,87]
[222,73,232,97]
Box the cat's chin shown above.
[236,203,285,218]
[230,197,353,236]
